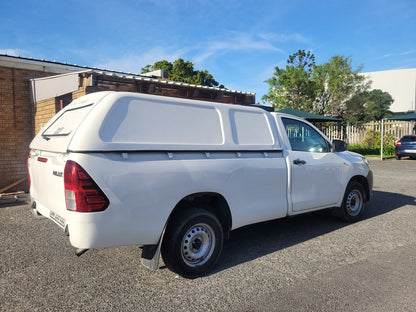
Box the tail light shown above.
[27,154,31,188]
[37,157,48,163]
[64,160,109,212]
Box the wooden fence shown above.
[321,120,416,145]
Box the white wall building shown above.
[362,68,416,114]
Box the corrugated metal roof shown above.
[86,69,254,95]
[388,112,416,120]
[1,54,255,96]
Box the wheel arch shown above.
[167,192,232,240]
[347,175,371,202]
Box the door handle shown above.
[293,159,306,165]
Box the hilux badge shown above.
[53,170,63,177]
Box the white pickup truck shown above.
[28,91,372,278]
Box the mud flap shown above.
[30,201,46,219]
[141,228,165,271]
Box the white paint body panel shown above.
[28,92,371,250]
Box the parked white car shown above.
[28,91,372,278]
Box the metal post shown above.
[346,122,350,145]
[380,119,384,160]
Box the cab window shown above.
[282,117,330,152]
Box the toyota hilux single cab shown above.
[28,91,372,278]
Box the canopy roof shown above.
[277,108,342,122]
[387,112,416,121]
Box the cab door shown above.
[280,117,345,213]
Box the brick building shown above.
[0,54,255,193]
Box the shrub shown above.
[349,130,395,156]
[363,130,394,149]
[363,130,380,148]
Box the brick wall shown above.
[33,97,56,135]
[0,66,54,192]
[33,87,89,134]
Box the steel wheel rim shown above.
[346,189,363,216]
[181,223,215,267]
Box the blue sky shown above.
[1,0,415,102]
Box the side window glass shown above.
[282,117,329,153]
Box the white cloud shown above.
[0,48,25,56]
[95,47,188,73]
[96,32,286,73]
[258,32,308,43]
[380,49,415,60]
[192,32,284,64]
[400,49,415,56]
[94,31,299,75]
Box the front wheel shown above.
[338,181,366,222]
[161,208,223,278]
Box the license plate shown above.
[404,149,416,153]
[50,211,65,227]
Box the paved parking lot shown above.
[1,158,416,311]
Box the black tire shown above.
[161,208,223,278]
[396,155,401,160]
[338,181,366,222]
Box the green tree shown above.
[345,89,393,123]
[170,59,195,83]
[141,60,173,74]
[263,50,316,111]
[141,58,223,88]
[344,92,368,123]
[313,56,368,117]
[365,89,393,120]
[263,51,369,118]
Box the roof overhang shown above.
[30,69,255,104]
[277,108,342,122]
[387,112,416,121]
[29,71,88,103]
[0,54,88,74]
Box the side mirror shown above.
[332,139,348,152]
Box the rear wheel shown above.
[396,155,401,160]
[338,181,366,222]
[161,208,223,278]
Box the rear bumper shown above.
[395,147,416,157]
[30,198,66,229]
[395,151,416,157]
[30,197,161,249]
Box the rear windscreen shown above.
[42,104,92,136]
[402,136,416,142]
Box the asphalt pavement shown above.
[1,158,415,311]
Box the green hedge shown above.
[348,145,378,155]
[348,144,395,157]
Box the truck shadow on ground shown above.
[213,190,416,275]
